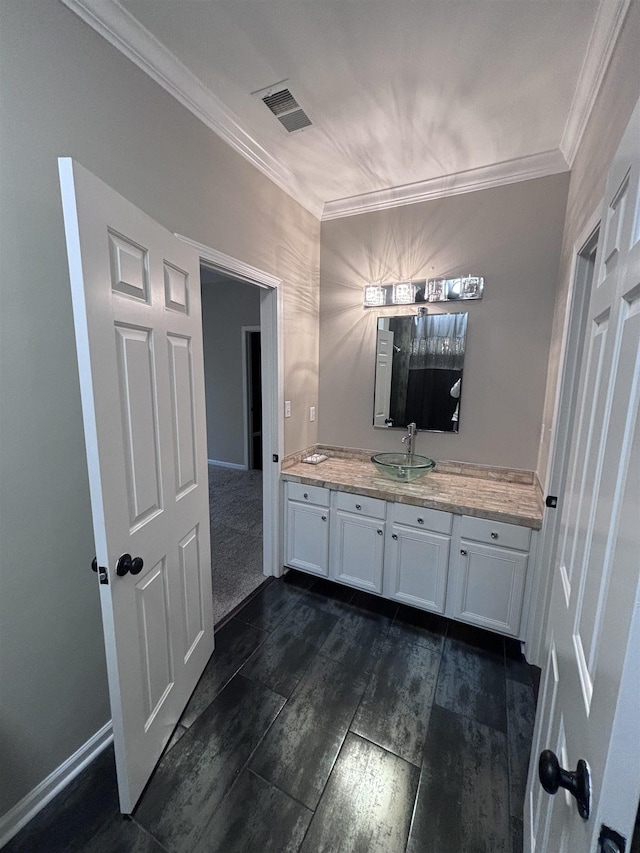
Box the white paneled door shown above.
[525,99,640,851]
[59,159,214,813]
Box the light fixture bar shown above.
[363,276,484,307]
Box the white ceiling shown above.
[65,0,630,218]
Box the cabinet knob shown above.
[355,503,362,510]
[460,549,467,556]
[417,517,424,524]
[377,529,383,535]
[392,533,398,540]
[321,515,327,521]
[303,493,308,499]
[491,531,499,540]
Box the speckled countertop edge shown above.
[281,447,544,530]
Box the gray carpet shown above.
[208,464,266,625]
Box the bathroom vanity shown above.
[282,451,543,640]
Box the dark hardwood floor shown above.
[5,570,537,853]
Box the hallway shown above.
[209,464,265,625]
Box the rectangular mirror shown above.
[374,312,467,433]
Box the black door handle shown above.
[91,557,108,585]
[116,553,144,577]
[538,749,591,819]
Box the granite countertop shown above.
[281,451,544,530]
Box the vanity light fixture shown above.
[392,282,417,304]
[363,275,484,307]
[364,284,386,306]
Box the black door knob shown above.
[91,557,108,585]
[116,553,144,577]
[538,749,591,819]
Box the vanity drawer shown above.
[392,503,452,535]
[287,481,330,507]
[460,515,531,551]
[335,491,386,519]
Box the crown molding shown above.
[321,150,570,221]
[60,0,324,219]
[560,0,632,165]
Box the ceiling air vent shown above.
[253,81,312,133]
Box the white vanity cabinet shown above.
[447,516,532,637]
[283,480,538,640]
[329,492,386,593]
[284,482,330,577]
[382,503,452,614]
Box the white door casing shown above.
[526,218,599,666]
[59,159,214,814]
[525,98,640,852]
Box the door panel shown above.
[59,158,214,813]
[178,525,206,661]
[167,334,197,496]
[136,559,174,723]
[115,325,164,527]
[164,260,190,313]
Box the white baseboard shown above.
[208,458,247,471]
[0,721,113,849]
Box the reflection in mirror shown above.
[374,313,467,433]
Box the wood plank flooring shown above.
[5,570,538,853]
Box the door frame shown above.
[241,325,261,471]
[176,235,284,579]
[526,206,601,665]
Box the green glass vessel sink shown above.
[371,452,436,482]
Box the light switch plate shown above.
[310,406,316,422]
[285,400,291,418]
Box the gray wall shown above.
[318,174,570,470]
[0,1,319,819]
[537,0,640,484]
[201,274,261,465]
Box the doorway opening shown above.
[200,268,267,624]
[175,233,284,625]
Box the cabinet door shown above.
[285,500,329,577]
[383,524,450,614]
[448,540,528,637]
[330,511,385,593]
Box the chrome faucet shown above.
[401,422,417,457]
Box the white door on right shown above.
[525,98,640,852]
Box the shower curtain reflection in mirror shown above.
[374,313,467,432]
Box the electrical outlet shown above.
[285,400,291,418]
[310,406,316,422]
